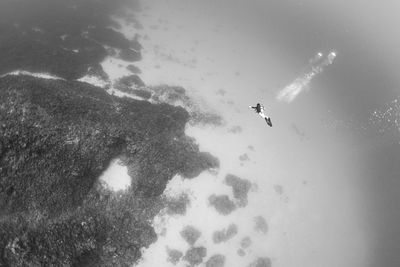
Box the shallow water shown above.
[128,0,400,266]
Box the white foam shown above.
[2,70,64,80]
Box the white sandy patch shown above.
[99,158,131,192]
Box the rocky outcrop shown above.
[0,74,218,266]
[248,257,272,267]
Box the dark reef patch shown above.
[237,249,246,257]
[248,257,272,267]
[88,26,131,50]
[240,236,252,249]
[114,75,146,91]
[254,216,268,235]
[208,195,236,215]
[119,48,142,62]
[131,89,152,99]
[126,64,142,74]
[166,247,183,265]
[225,174,252,207]
[0,74,218,266]
[206,254,226,267]
[180,225,201,246]
[0,0,141,80]
[149,84,223,126]
[183,247,207,266]
[239,153,250,162]
[164,193,191,216]
[212,224,238,244]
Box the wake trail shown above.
[277,51,337,103]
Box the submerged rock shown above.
[212,224,238,243]
[114,75,146,91]
[180,225,201,246]
[239,153,250,162]
[240,236,252,249]
[150,84,223,126]
[254,216,268,234]
[0,74,218,266]
[206,254,226,267]
[247,257,272,267]
[237,249,246,257]
[225,174,252,207]
[183,247,207,266]
[165,193,191,215]
[131,89,152,99]
[126,64,142,74]
[208,195,236,215]
[166,247,183,265]
[119,48,142,62]
[88,27,131,50]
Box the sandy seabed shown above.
[92,1,370,266]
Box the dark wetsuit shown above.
[250,103,272,127]
[251,103,262,113]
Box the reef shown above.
[183,247,207,266]
[212,224,238,244]
[240,236,252,249]
[166,247,183,265]
[126,64,142,74]
[180,225,202,246]
[206,254,226,267]
[208,195,236,215]
[0,74,218,266]
[149,85,223,126]
[0,1,223,266]
[225,174,252,207]
[237,249,246,257]
[239,153,250,162]
[164,192,191,216]
[0,0,141,80]
[247,257,272,267]
[254,216,268,235]
[114,75,146,90]
[119,48,142,62]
